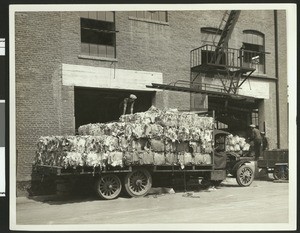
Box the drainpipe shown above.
[274,10,280,149]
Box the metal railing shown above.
[168,79,236,93]
[190,44,268,74]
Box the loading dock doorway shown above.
[208,96,261,138]
[75,87,154,131]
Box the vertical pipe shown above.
[274,10,280,148]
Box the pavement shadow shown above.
[27,191,99,205]
[26,183,219,205]
[27,176,273,205]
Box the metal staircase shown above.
[211,10,241,65]
[209,10,250,94]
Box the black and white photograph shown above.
[9,3,297,231]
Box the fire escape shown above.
[147,10,267,99]
[190,10,253,95]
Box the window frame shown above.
[200,27,228,65]
[80,11,117,59]
[251,110,259,127]
[242,30,266,74]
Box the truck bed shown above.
[34,163,215,176]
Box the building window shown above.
[242,30,265,74]
[201,27,222,46]
[200,27,226,65]
[251,110,259,127]
[80,11,116,58]
[128,11,168,22]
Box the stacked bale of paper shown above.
[35,106,215,169]
[225,134,250,152]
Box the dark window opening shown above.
[80,11,116,58]
[208,96,259,138]
[243,43,265,65]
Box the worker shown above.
[120,94,137,115]
[261,132,269,151]
[249,124,262,160]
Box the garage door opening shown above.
[75,87,154,131]
[208,96,261,138]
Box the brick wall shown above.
[277,10,288,149]
[15,10,288,188]
[15,12,74,182]
[232,10,277,78]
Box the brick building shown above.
[14,9,288,194]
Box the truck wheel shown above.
[273,166,288,180]
[124,168,152,197]
[236,164,254,186]
[95,174,122,200]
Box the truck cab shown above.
[212,129,254,186]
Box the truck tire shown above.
[236,164,254,186]
[95,174,122,200]
[273,165,288,180]
[124,168,152,197]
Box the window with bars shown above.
[242,30,265,74]
[128,11,168,22]
[80,11,116,58]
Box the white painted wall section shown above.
[202,76,270,99]
[238,78,270,99]
[62,64,163,91]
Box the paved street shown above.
[15,177,289,229]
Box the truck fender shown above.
[230,160,251,176]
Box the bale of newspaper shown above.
[225,134,250,152]
[34,106,214,169]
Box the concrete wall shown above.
[62,64,163,91]
[260,81,278,149]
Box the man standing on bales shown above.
[120,94,137,115]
